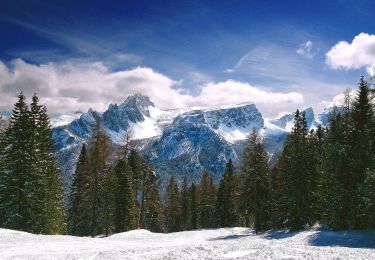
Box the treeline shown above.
[67,124,164,236]
[161,76,375,233]
[0,93,65,234]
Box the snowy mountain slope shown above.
[1,227,374,259]
[0,115,9,130]
[52,94,335,190]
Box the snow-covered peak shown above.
[269,107,316,132]
[118,94,155,113]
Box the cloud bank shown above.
[0,59,304,118]
[326,33,375,71]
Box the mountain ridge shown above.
[52,94,334,190]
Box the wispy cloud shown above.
[3,17,143,68]
[296,40,318,59]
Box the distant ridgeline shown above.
[52,93,334,191]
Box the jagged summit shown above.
[118,94,155,110]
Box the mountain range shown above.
[51,94,334,191]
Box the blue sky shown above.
[0,0,375,118]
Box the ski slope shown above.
[1,227,374,259]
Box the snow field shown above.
[1,227,374,259]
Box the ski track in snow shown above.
[0,227,374,259]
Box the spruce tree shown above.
[0,123,7,225]
[349,76,375,229]
[128,149,143,201]
[114,158,136,232]
[68,144,90,236]
[197,171,216,228]
[32,99,65,234]
[241,130,271,232]
[277,110,319,230]
[85,117,112,236]
[180,176,191,230]
[164,175,181,232]
[321,111,351,230]
[189,183,198,230]
[216,160,238,227]
[143,169,164,232]
[101,166,116,236]
[0,92,33,231]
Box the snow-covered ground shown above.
[1,227,374,259]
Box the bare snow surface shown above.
[1,227,375,259]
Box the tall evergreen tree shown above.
[321,110,351,230]
[349,76,375,229]
[68,144,90,236]
[241,130,271,232]
[197,171,216,228]
[0,92,33,231]
[128,149,143,201]
[100,166,116,236]
[216,160,238,227]
[276,110,320,230]
[180,176,191,230]
[164,175,181,232]
[0,121,7,225]
[114,158,136,232]
[189,183,198,230]
[31,98,65,234]
[0,93,65,234]
[85,117,112,236]
[143,170,164,232]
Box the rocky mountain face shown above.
[52,94,333,190]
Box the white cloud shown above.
[296,41,317,59]
[0,59,305,118]
[326,33,375,71]
[0,59,186,116]
[188,80,304,116]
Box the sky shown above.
[1,0,375,119]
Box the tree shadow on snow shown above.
[209,234,251,241]
[209,229,254,241]
[264,230,298,240]
[308,230,375,249]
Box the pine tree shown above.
[276,110,319,230]
[349,76,375,229]
[241,130,271,232]
[180,176,191,230]
[216,160,238,227]
[0,123,7,226]
[0,92,33,231]
[197,171,216,228]
[68,144,90,236]
[101,166,116,236]
[128,149,143,201]
[164,175,181,232]
[0,93,65,234]
[114,159,136,233]
[189,183,198,230]
[321,110,351,230]
[32,98,65,234]
[143,169,164,232]
[85,117,112,236]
